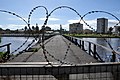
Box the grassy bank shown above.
[64,34,120,38]
[0,52,5,58]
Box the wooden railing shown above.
[63,35,120,62]
[0,43,11,62]
[0,62,120,80]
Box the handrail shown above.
[63,35,120,62]
[76,37,120,55]
[0,62,120,80]
[0,43,11,48]
[0,43,11,62]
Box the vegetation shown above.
[64,33,120,38]
[0,52,5,58]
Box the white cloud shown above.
[40,17,60,21]
[108,19,120,26]
[0,25,3,28]
[4,24,26,30]
[47,24,69,30]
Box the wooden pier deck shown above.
[9,35,98,64]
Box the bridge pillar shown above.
[54,74,69,80]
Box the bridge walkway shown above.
[9,35,98,64]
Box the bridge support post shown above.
[89,42,91,55]
[82,41,85,51]
[54,74,69,80]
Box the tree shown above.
[24,26,27,34]
[118,27,120,35]
[25,26,27,31]
[32,26,35,30]
[108,27,113,35]
[0,28,3,31]
[36,23,39,33]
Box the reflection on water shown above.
[81,38,120,61]
[0,37,37,54]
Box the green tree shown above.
[24,26,27,31]
[118,27,120,35]
[36,23,39,33]
[108,27,113,35]
[24,26,27,34]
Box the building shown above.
[69,23,83,34]
[114,26,120,34]
[97,18,108,34]
[83,29,93,34]
[45,26,51,31]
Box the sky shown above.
[0,0,120,31]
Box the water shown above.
[0,37,120,61]
[76,38,120,61]
[0,37,37,54]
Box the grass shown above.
[64,34,120,38]
[0,52,5,58]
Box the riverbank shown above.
[64,34,120,38]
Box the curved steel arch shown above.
[0,10,28,24]
[48,6,82,21]
[28,6,48,29]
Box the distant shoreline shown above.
[64,34,120,38]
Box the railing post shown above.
[93,44,97,59]
[111,51,116,62]
[89,42,91,55]
[54,74,69,80]
[82,41,85,51]
[75,39,78,45]
[79,40,81,48]
[7,44,11,54]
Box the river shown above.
[0,37,120,61]
[0,37,37,54]
[78,38,120,61]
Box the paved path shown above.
[10,35,98,64]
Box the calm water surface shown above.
[80,38,120,61]
[0,37,37,54]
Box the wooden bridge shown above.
[0,35,120,80]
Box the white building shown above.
[97,18,108,34]
[114,26,120,34]
[69,23,83,34]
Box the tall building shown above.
[97,18,108,34]
[114,26,120,34]
[69,23,83,34]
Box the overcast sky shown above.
[0,0,120,30]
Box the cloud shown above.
[40,17,60,21]
[108,20,120,26]
[4,24,26,30]
[0,25,3,28]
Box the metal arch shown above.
[0,10,28,24]
[27,6,51,65]
[48,6,82,22]
[40,6,82,66]
[28,6,49,30]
